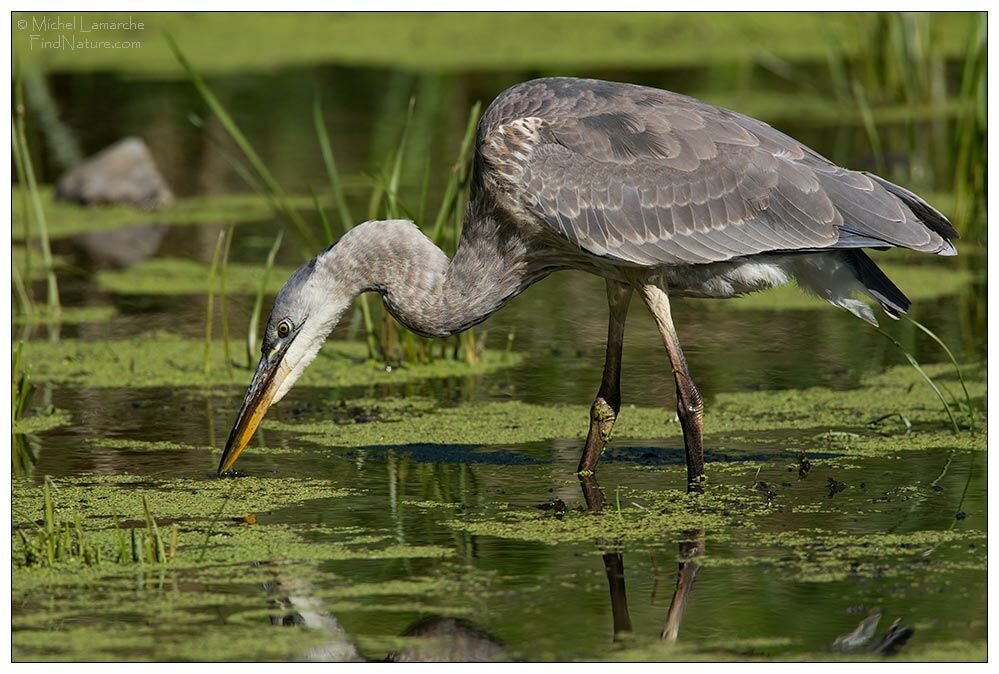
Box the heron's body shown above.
[219,77,958,481]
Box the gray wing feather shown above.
[479,78,956,266]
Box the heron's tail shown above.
[787,251,909,327]
[843,250,910,319]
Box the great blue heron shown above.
[218,77,958,481]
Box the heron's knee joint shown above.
[591,398,616,421]
[590,398,618,441]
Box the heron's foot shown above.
[578,397,617,474]
[686,472,708,494]
[677,398,705,487]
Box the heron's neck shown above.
[321,217,539,338]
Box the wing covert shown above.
[478,78,954,265]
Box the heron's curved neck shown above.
[320,217,539,338]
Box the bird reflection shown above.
[578,473,704,644]
[266,577,508,662]
[266,472,705,661]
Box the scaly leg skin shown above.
[635,281,706,485]
[578,280,633,475]
[577,473,606,512]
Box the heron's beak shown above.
[218,349,291,474]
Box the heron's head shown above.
[217,254,352,473]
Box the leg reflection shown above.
[579,474,632,641]
[660,531,704,642]
[578,473,705,644]
[603,551,633,639]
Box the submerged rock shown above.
[55,137,173,210]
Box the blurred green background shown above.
[12,11,986,240]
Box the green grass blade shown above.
[165,33,318,254]
[906,316,977,428]
[43,476,55,537]
[187,112,267,195]
[311,188,335,244]
[875,326,959,432]
[246,230,284,364]
[417,152,432,228]
[203,230,226,375]
[431,101,480,246]
[851,81,885,176]
[313,96,354,232]
[142,496,166,564]
[219,226,235,380]
[11,260,34,315]
[10,113,34,308]
[12,92,59,311]
[386,96,416,220]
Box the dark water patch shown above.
[348,443,546,466]
[601,443,845,466]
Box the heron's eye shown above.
[277,321,291,338]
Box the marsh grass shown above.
[16,478,100,566]
[175,38,490,366]
[950,14,986,241]
[313,97,354,232]
[12,72,60,315]
[11,263,35,315]
[874,316,976,433]
[366,99,484,364]
[218,226,235,379]
[826,12,985,241]
[203,230,226,375]
[906,316,978,429]
[314,95,380,361]
[246,230,284,364]
[13,343,37,477]
[120,501,177,565]
[12,342,35,424]
[166,33,319,254]
[16,476,178,568]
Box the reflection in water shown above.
[12,434,38,477]
[266,576,508,662]
[603,551,633,641]
[262,473,707,661]
[388,616,508,663]
[578,474,705,645]
[266,577,364,662]
[70,223,169,269]
[832,609,915,655]
[660,534,704,643]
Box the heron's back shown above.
[471,77,957,268]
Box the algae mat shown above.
[11,474,461,661]
[11,362,985,660]
[12,433,984,661]
[260,362,984,459]
[20,333,522,388]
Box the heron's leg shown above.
[635,282,705,483]
[578,280,633,475]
